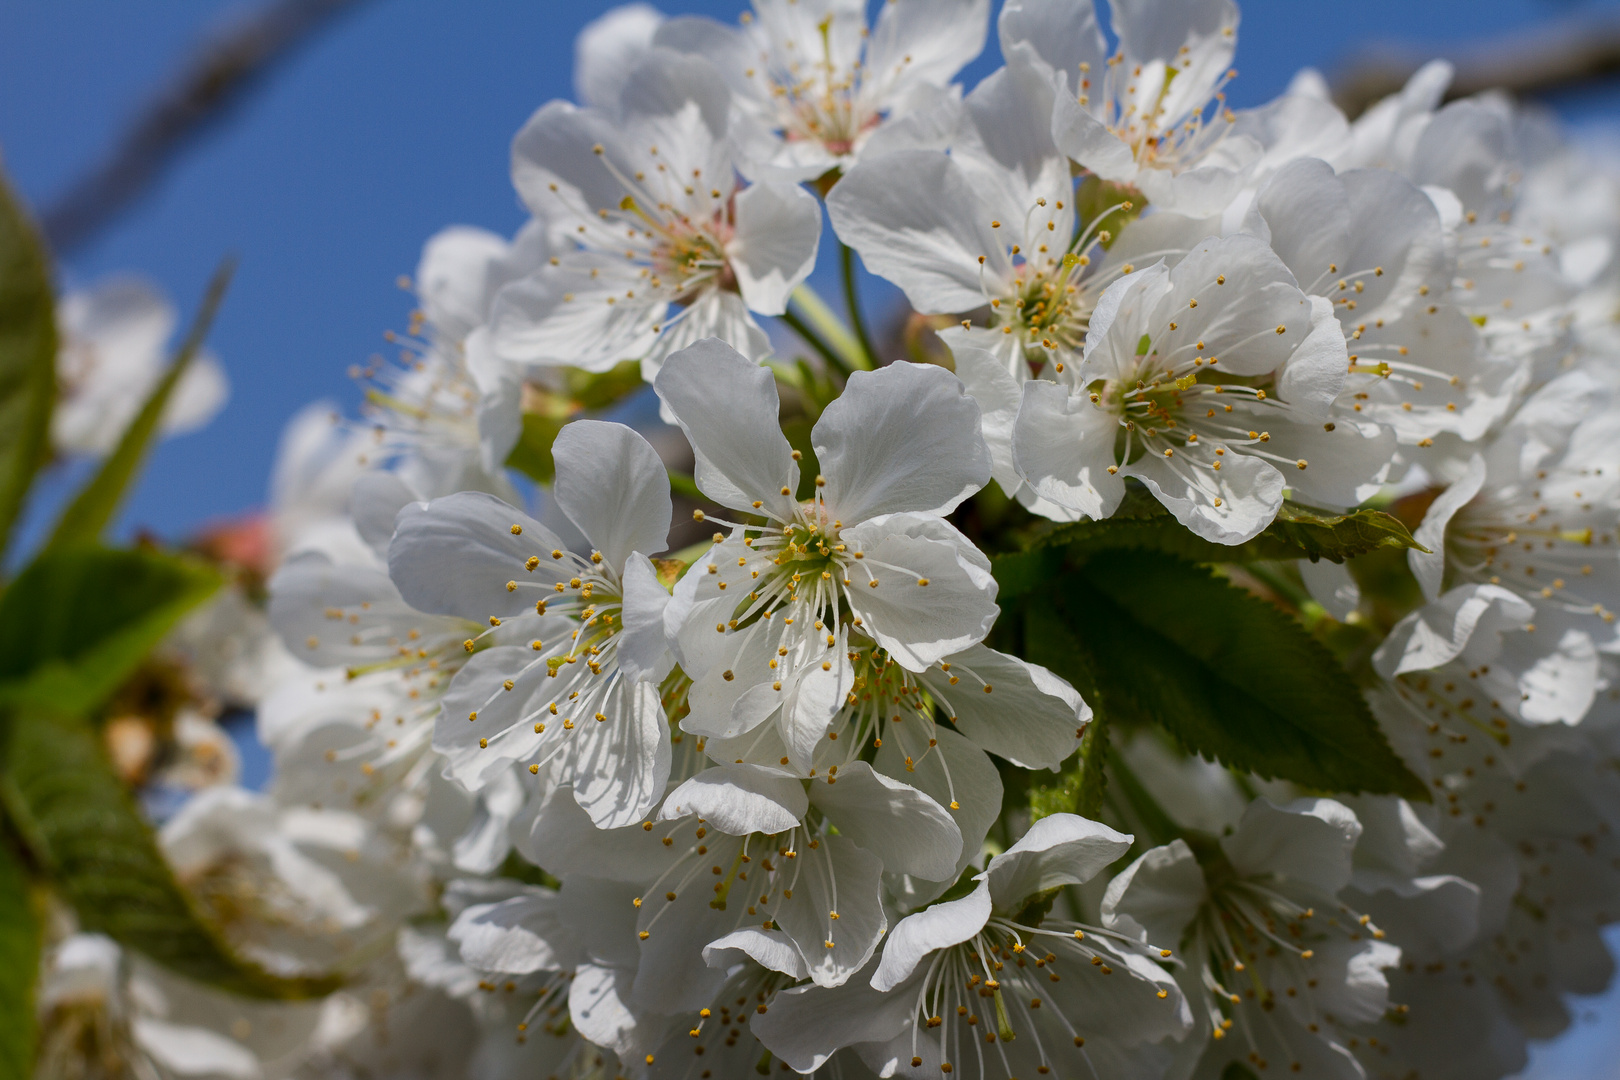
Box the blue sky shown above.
[5,2,1620,1074]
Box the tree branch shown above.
[41,0,373,255]
[1331,14,1620,119]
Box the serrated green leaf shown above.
[0,547,222,718]
[0,838,40,1079]
[0,165,57,567]
[1268,502,1425,562]
[45,260,234,552]
[505,411,567,484]
[1,704,336,1000]
[994,497,1424,601]
[1020,549,1427,799]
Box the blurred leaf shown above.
[0,838,40,1079]
[1,704,335,1000]
[1221,1064,1261,1080]
[1020,549,1427,800]
[45,259,234,551]
[505,412,566,485]
[0,546,222,719]
[0,166,57,566]
[565,360,643,411]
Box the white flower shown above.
[823,28,1140,502]
[1103,798,1400,1080]
[1407,372,1620,649]
[1243,157,1525,446]
[1040,0,1254,215]
[53,276,228,456]
[388,420,675,828]
[490,48,821,379]
[754,814,1189,1079]
[656,0,991,182]
[160,787,429,979]
[1011,234,1374,544]
[656,339,998,769]
[35,933,325,1080]
[512,759,961,1009]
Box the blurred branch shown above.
[1332,13,1620,119]
[41,0,372,255]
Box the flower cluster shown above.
[31,2,1620,1079]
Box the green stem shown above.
[1075,711,1110,820]
[840,243,879,370]
[780,307,852,378]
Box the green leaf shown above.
[0,165,57,566]
[1020,549,1427,800]
[505,411,567,484]
[1267,502,1427,563]
[993,495,1424,601]
[1,704,336,1000]
[45,259,234,552]
[1221,1064,1262,1080]
[0,546,222,717]
[0,838,40,1078]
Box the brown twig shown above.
[1332,14,1620,119]
[41,0,372,255]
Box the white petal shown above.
[131,1020,261,1080]
[1273,294,1352,417]
[389,491,566,621]
[574,4,665,109]
[815,361,991,523]
[415,225,510,341]
[350,472,419,558]
[659,763,808,835]
[1011,379,1127,521]
[448,890,578,975]
[918,642,1089,770]
[552,420,672,569]
[487,259,661,369]
[704,928,809,980]
[826,150,1004,314]
[875,726,1002,905]
[1410,454,1485,601]
[872,880,993,991]
[653,338,800,521]
[1151,234,1311,377]
[843,514,1000,670]
[560,678,672,829]
[1128,446,1284,546]
[1260,412,1394,509]
[809,762,962,880]
[1373,584,1533,678]
[983,812,1132,912]
[752,970,918,1074]
[451,765,525,874]
[773,834,889,987]
[1299,558,1361,622]
[618,552,674,684]
[729,180,823,315]
[1220,797,1361,894]
[940,330,1025,494]
[1051,92,1138,181]
[1100,839,1207,947]
[512,779,680,884]
[162,352,229,438]
[569,963,640,1059]
[867,0,990,90]
[998,0,1106,86]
